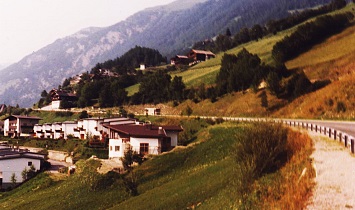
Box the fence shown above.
[198,116,355,155]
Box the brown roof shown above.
[191,49,215,56]
[0,150,45,161]
[4,115,42,120]
[176,55,188,59]
[104,124,183,138]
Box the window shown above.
[115,146,120,151]
[28,161,32,166]
[140,143,149,155]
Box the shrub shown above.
[235,123,288,182]
[336,101,346,112]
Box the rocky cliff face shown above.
[0,0,332,107]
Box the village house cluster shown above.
[2,115,183,161]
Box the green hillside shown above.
[137,3,355,120]
[172,3,355,89]
[0,122,314,209]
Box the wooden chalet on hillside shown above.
[171,49,216,66]
[187,49,216,63]
[170,55,189,65]
[49,89,77,109]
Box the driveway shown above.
[47,159,72,173]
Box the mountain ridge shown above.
[0,0,334,107]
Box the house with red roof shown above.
[104,123,183,159]
[187,49,216,63]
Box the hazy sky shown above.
[0,0,176,65]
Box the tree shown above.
[234,27,250,45]
[215,34,233,52]
[79,110,89,119]
[266,72,281,95]
[138,70,172,104]
[41,90,48,98]
[120,146,143,172]
[197,83,206,100]
[99,83,114,108]
[185,105,193,117]
[21,168,28,181]
[216,49,263,96]
[259,91,268,108]
[225,28,232,37]
[250,24,264,41]
[11,173,17,187]
[170,76,186,102]
[27,165,36,179]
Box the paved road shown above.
[286,119,355,138]
[201,116,355,138]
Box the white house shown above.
[144,108,161,116]
[52,122,63,139]
[61,121,78,139]
[104,124,183,159]
[3,115,42,138]
[0,149,44,189]
[33,117,136,140]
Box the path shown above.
[306,132,355,209]
[47,159,72,173]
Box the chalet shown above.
[187,49,216,63]
[104,123,183,159]
[170,55,189,65]
[3,115,41,138]
[49,89,77,109]
[0,148,44,189]
[144,108,161,116]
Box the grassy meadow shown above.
[0,122,314,209]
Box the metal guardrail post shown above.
[311,124,313,131]
[345,135,348,147]
[324,127,326,135]
[351,139,354,154]
[329,128,332,138]
[334,130,337,140]
[339,133,342,142]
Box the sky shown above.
[0,0,176,66]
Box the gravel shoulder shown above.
[306,132,355,209]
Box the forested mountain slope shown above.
[0,0,333,107]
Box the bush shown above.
[336,101,346,113]
[235,123,288,181]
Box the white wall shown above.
[62,122,78,139]
[51,101,60,109]
[0,158,41,183]
[166,131,178,147]
[109,139,125,159]
[130,137,159,155]
[3,119,10,136]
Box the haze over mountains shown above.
[0,0,333,107]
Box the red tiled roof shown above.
[104,124,183,138]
